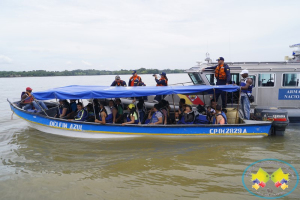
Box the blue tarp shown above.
[32,85,240,100]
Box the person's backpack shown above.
[194,114,209,124]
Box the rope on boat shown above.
[11,111,14,120]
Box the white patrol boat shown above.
[185,44,300,123]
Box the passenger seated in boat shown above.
[178,105,194,124]
[149,104,163,125]
[95,103,113,124]
[213,105,227,125]
[114,98,124,123]
[85,103,96,122]
[68,102,88,121]
[171,111,180,124]
[159,100,169,125]
[20,87,48,112]
[56,99,70,118]
[65,99,77,119]
[178,98,186,115]
[122,104,139,125]
[179,104,187,119]
[137,99,146,124]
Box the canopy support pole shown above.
[202,93,205,105]
[92,99,96,120]
[172,94,176,112]
[32,95,49,117]
[213,88,216,105]
[235,88,241,124]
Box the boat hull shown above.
[9,102,272,139]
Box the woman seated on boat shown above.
[212,105,227,125]
[122,104,139,125]
[68,102,88,121]
[85,103,96,122]
[178,105,194,124]
[114,98,124,123]
[149,104,163,125]
[159,100,170,124]
[95,103,113,124]
[171,111,180,124]
[56,99,71,118]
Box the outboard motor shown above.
[254,107,289,136]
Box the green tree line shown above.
[0,68,185,77]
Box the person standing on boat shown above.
[111,75,127,86]
[128,70,142,86]
[240,69,253,120]
[20,87,48,112]
[202,57,231,108]
[154,72,168,102]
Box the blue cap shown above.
[160,72,166,76]
[132,70,137,74]
[216,57,224,61]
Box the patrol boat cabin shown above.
[185,44,300,123]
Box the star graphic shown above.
[275,181,282,188]
[281,183,288,190]
[252,183,260,190]
[259,181,266,188]
[252,178,260,184]
[280,178,288,184]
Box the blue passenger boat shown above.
[8,85,273,138]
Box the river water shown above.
[0,74,299,200]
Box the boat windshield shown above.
[188,73,204,85]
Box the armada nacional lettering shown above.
[49,121,82,131]
[209,128,247,134]
[278,89,300,100]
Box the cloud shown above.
[0,55,13,64]
[81,60,92,66]
[66,61,72,65]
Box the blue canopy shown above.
[32,85,240,100]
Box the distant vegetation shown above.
[0,68,185,77]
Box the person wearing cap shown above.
[128,70,142,86]
[111,75,127,86]
[240,69,253,120]
[21,87,48,112]
[202,57,231,108]
[122,104,139,125]
[154,72,168,102]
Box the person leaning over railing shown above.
[154,72,168,102]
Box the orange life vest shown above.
[129,75,141,86]
[215,64,226,80]
[116,80,125,86]
[22,92,34,104]
[156,77,168,86]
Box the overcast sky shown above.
[0,0,299,71]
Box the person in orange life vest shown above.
[111,75,127,86]
[128,70,142,86]
[202,57,231,108]
[154,72,168,102]
[21,87,48,112]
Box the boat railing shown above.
[168,82,193,86]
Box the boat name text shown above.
[49,121,82,131]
